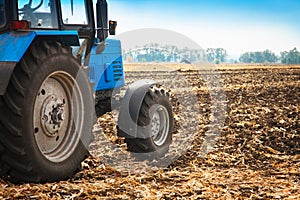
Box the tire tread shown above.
[122,86,173,159]
[0,40,92,182]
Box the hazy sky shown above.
[108,0,300,57]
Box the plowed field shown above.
[1,64,299,199]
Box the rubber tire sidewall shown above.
[126,90,174,160]
[144,95,173,152]
[21,54,93,182]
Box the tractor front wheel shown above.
[123,86,174,159]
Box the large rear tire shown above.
[0,40,94,182]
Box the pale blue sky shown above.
[108,0,300,57]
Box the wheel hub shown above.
[151,111,161,136]
[150,105,170,147]
[42,96,66,137]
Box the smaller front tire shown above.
[122,86,174,159]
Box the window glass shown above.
[61,0,88,25]
[0,0,5,27]
[18,0,58,28]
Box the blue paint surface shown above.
[35,30,78,36]
[0,31,36,62]
[0,30,79,62]
[89,38,125,91]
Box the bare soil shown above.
[1,64,299,199]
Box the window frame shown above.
[17,0,59,29]
[0,0,6,29]
[60,0,89,26]
[57,0,95,39]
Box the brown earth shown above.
[1,64,299,199]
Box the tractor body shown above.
[0,0,173,183]
[0,0,124,95]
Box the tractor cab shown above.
[17,0,92,29]
[1,0,116,46]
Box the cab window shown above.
[61,0,88,25]
[18,0,58,28]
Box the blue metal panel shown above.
[0,30,80,63]
[0,32,36,62]
[34,30,78,36]
[89,38,125,92]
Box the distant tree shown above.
[263,49,278,63]
[206,48,215,62]
[239,52,251,63]
[239,49,278,63]
[215,48,228,62]
[206,48,227,63]
[281,48,300,64]
[280,51,288,64]
[253,52,264,63]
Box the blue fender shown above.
[117,79,158,139]
[0,32,36,62]
[0,30,79,95]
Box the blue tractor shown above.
[0,0,173,182]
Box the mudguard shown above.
[0,30,79,95]
[0,62,16,95]
[117,79,158,139]
[0,32,36,62]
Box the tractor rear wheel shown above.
[0,41,94,182]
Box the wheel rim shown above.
[150,105,170,147]
[33,71,84,163]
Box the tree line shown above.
[239,48,300,64]
[123,44,300,64]
[239,50,277,63]
[280,48,300,64]
[123,44,206,63]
